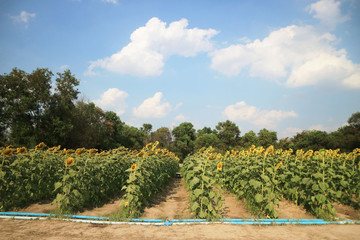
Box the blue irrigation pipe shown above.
[0,212,358,225]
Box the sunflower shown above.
[89,149,98,155]
[275,161,283,171]
[131,163,137,171]
[17,147,27,154]
[65,157,75,167]
[2,148,14,157]
[217,162,223,171]
[35,142,47,150]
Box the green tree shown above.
[240,130,258,148]
[140,123,153,144]
[43,70,80,147]
[121,125,145,150]
[290,130,330,151]
[215,120,240,150]
[194,133,220,151]
[152,127,172,149]
[0,68,53,147]
[172,122,196,160]
[257,128,277,148]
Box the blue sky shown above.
[1,0,359,138]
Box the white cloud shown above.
[133,92,172,118]
[223,101,298,129]
[174,114,186,121]
[210,24,360,89]
[281,127,303,138]
[86,17,218,76]
[210,0,360,89]
[92,88,128,115]
[10,11,36,28]
[101,0,118,4]
[307,0,349,30]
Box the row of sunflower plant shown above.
[0,143,65,211]
[182,147,224,220]
[119,142,179,218]
[220,146,360,219]
[220,146,282,219]
[53,146,134,214]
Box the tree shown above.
[215,120,240,149]
[43,70,80,147]
[240,130,258,148]
[0,68,53,147]
[194,133,220,151]
[257,128,277,148]
[172,122,196,160]
[152,127,172,149]
[120,125,145,150]
[140,123,153,144]
[290,130,330,151]
[348,112,360,128]
[197,127,217,136]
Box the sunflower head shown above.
[275,161,283,171]
[131,163,137,171]
[217,161,223,171]
[2,148,14,157]
[35,142,47,150]
[89,149,98,155]
[17,147,27,154]
[65,157,75,167]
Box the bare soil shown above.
[141,178,192,219]
[6,177,360,239]
[1,218,359,240]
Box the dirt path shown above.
[1,219,359,240]
[141,178,192,219]
[222,191,254,219]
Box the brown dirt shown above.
[141,178,192,219]
[77,195,124,217]
[277,199,316,219]
[334,203,360,220]
[1,218,359,240]
[222,192,254,219]
[17,200,58,214]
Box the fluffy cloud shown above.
[92,88,128,115]
[87,17,218,76]
[223,101,298,129]
[133,92,172,118]
[10,11,36,28]
[307,0,349,29]
[210,0,360,89]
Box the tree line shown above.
[1,68,359,159]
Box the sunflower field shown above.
[184,146,360,220]
[0,142,179,215]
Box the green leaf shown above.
[194,189,203,198]
[315,194,326,204]
[319,182,328,192]
[255,193,263,203]
[54,182,62,191]
[249,179,262,189]
[313,173,323,180]
[312,184,319,191]
[190,177,200,188]
[191,202,200,211]
[260,174,270,182]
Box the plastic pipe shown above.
[0,212,358,225]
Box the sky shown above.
[1,0,359,138]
